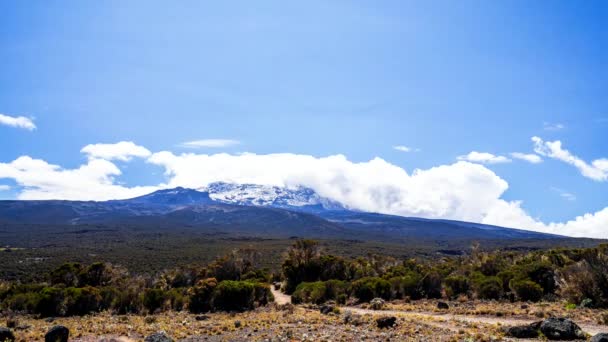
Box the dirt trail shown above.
[270,286,292,305]
[345,306,605,336]
[272,289,606,336]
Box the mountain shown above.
[121,187,214,206]
[0,185,568,241]
[203,182,347,213]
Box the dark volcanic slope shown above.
[319,211,562,240]
[0,187,568,241]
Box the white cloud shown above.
[1,143,607,238]
[550,187,576,201]
[532,136,608,181]
[510,152,543,164]
[179,139,240,148]
[0,113,36,131]
[147,151,608,238]
[0,185,10,191]
[81,141,151,161]
[393,145,419,152]
[543,122,565,131]
[0,156,157,200]
[457,151,511,164]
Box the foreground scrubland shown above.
[2,241,608,340]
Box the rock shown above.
[195,315,210,321]
[540,317,585,340]
[45,325,69,342]
[319,304,334,315]
[14,324,31,331]
[592,333,608,342]
[234,320,242,328]
[343,311,363,326]
[5,318,17,329]
[521,304,529,309]
[505,322,541,338]
[0,328,15,342]
[45,317,55,323]
[144,332,173,342]
[370,298,385,310]
[580,298,594,308]
[437,301,449,310]
[376,316,397,329]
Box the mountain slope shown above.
[0,185,567,241]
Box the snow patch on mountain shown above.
[202,182,347,211]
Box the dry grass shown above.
[2,304,511,342]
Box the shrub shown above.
[324,279,349,303]
[165,288,187,311]
[558,248,608,308]
[420,272,442,299]
[352,277,391,302]
[510,280,543,302]
[212,280,256,312]
[36,287,65,317]
[444,275,470,298]
[188,278,217,313]
[292,282,327,304]
[388,272,422,300]
[475,277,503,300]
[111,287,143,314]
[143,288,166,313]
[50,263,82,287]
[282,240,322,293]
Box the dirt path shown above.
[271,286,292,305]
[271,289,606,336]
[344,307,605,336]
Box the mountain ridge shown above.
[0,184,566,241]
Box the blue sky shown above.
[1,1,607,237]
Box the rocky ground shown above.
[2,295,608,341]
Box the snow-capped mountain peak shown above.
[201,182,346,212]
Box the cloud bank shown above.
[81,141,152,161]
[179,139,240,148]
[457,151,511,164]
[0,113,36,130]
[510,152,543,164]
[533,136,608,181]
[0,142,607,238]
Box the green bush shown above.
[50,263,83,287]
[111,287,143,314]
[292,282,327,304]
[143,288,166,313]
[63,286,102,316]
[420,272,443,299]
[510,279,543,302]
[511,279,543,302]
[212,280,256,312]
[444,275,470,298]
[188,278,217,313]
[388,272,422,299]
[475,276,503,300]
[352,277,391,302]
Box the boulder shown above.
[195,315,210,321]
[370,298,385,310]
[591,333,608,342]
[319,304,334,315]
[504,322,541,338]
[45,325,69,342]
[540,317,585,340]
[437,301,449,310]
[0,328,15,342]
[343,310,364,326]
[144,332,173,342]
[376,316,397,329]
